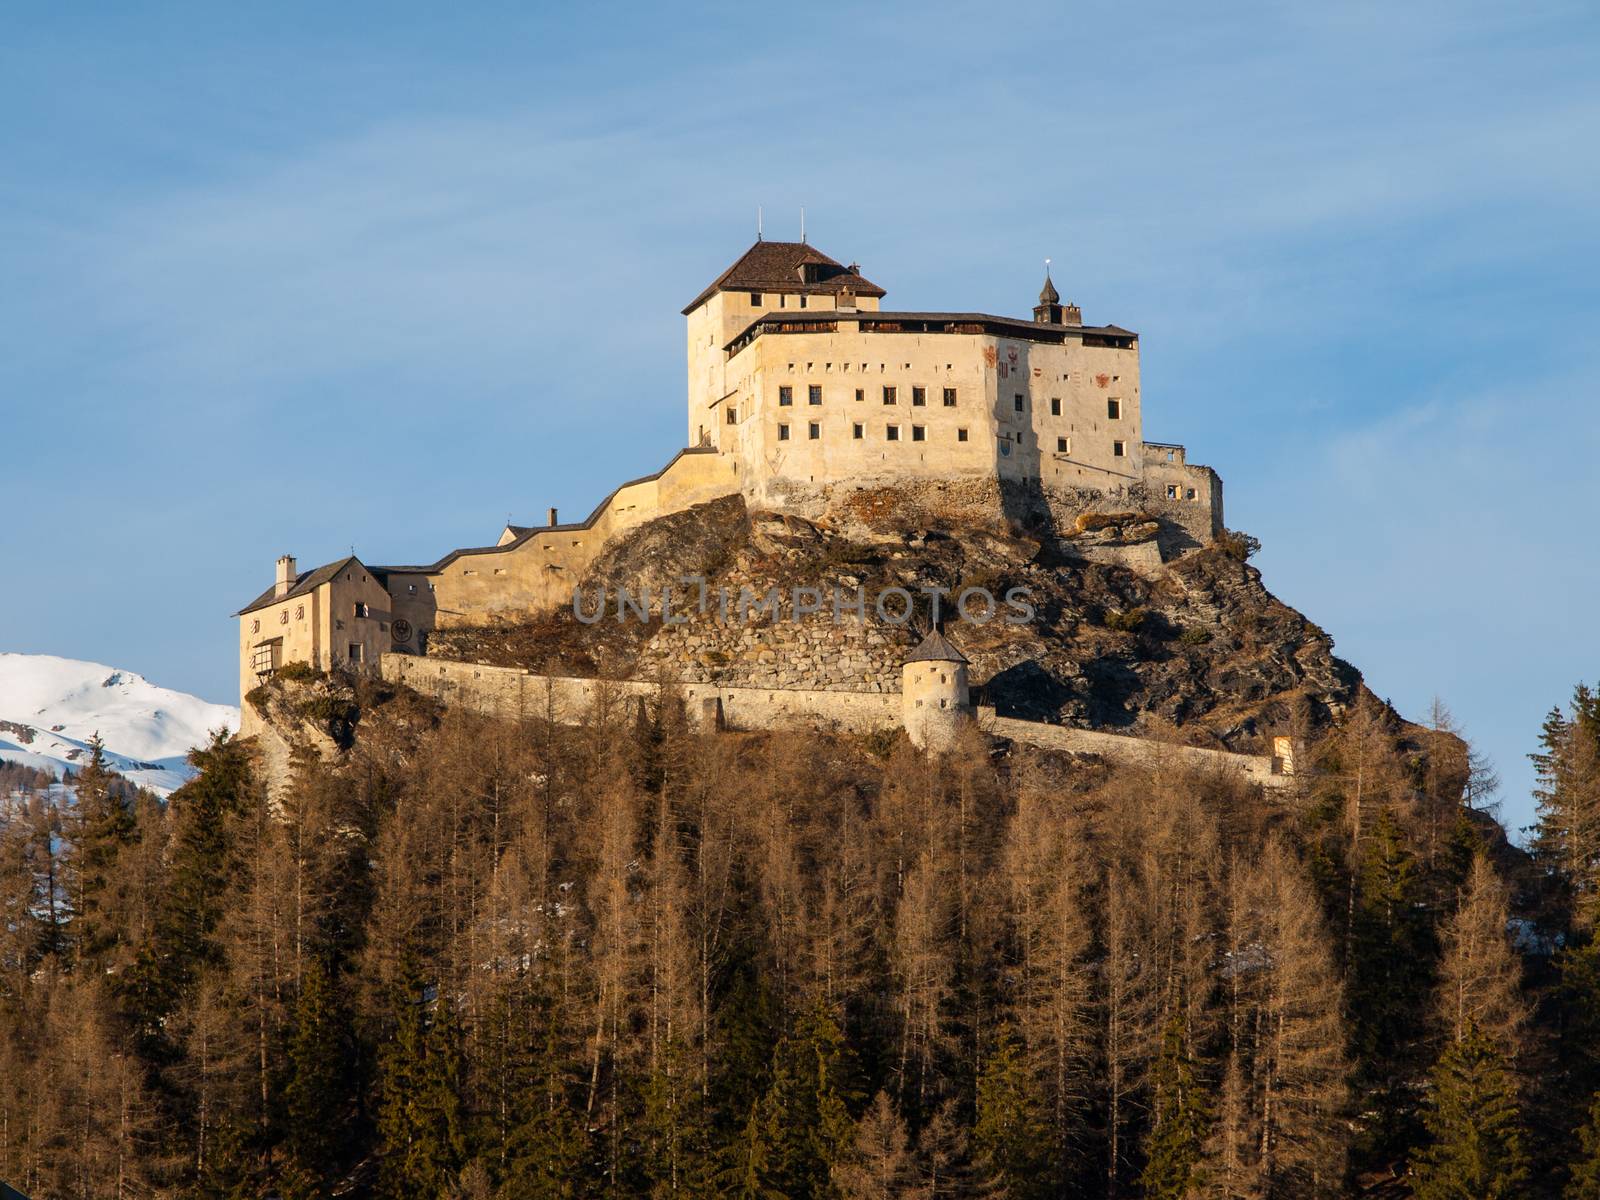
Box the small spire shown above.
[1039,258,1060,306]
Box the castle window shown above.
[943,387,957,406]
[354,602,369,618]
[853,423,864,439]
[886,425,900,441]
[1107,398,1121,419]
[726,406,737,424]
[912,425,925,442]
[809,422,820,439]
[349,643,363,663]
[1057,437,1069,453]
[251,618,260,633]
[1167,485,1179,499]
[883,386,897,405]
[912,386,926,406]
[1186,487,1197,500]
[1014,393,1025,413]
[799,295,807,309]
[1050,397,1061,416]
[779,386,793,406]
[1113,440,1126,457]
[778,423,790,441]
[808,385,822,405]
[749,292,761,304]
[957,428,969,442]
[1166,449,1175,461]
[854,388,864,402]
[407,584,416,594]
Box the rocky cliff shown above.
[424,491,1362,757]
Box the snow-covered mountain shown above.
[0,653,238,797]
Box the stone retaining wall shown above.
[381,654,1290,789]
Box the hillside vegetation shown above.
[5,672,1600,1199]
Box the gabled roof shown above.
[906,629,969,665]
[683,241,885,314]
[236,555,362,617]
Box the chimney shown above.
[548,507,559,527]
[275,555,296,599]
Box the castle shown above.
[237,239,1261,766]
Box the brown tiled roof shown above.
[683,241,885,314]
[906,629,969,665]
[236,555,362,617]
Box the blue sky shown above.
[2,1,1596,836]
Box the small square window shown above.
[912,425,926,442]
[1113,440,1126,457]
[1014,393,1025,413]
[957,428,969,442]
[1050,397,1061,416]
[1167,484,1179,499]
[749,292,761,304]
[1186,487,1197,500]
[778,423,790,440]
[779,385,793,406]
[853,423,864,439]
[1057,437,1069,452]
[349,643,363,663]
[883,386,897,405]
[808,385,822,405]
[353,602,369,618]
[854,388,864,402]
[943,387,957,407]
[886,425,900,441]
[808,422,820,439]
[912,386,926,406]
[1107,398,1121,419]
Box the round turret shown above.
[901,630,971,750]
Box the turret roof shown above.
[1039,271,1060,305]
[906,629,969,665]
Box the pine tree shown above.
[1566,1089,1600,1199]
[1411,1022,1529,1200]
[502,1017,591,1200]
[378,974,467,1197]
[972,1031,1051,1199]
[1141,1012,1211,1199]
[70,733,136,968]
[1532,686,1600,922]
[1349,805,1433,1158]
[282,957,353,1197]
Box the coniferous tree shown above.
[1411,1022,1529,1200]
[1141,1012,1211,1199]
[972,1031,1051,1199]
[70,733,137,968]
[283,957,354,1197]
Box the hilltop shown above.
[426,491,1366,757]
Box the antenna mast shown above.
[800,206,806,243]
[757,205,763,241]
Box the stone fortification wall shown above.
[381,655,1288,788]
[982,711,1288,789]
[381,654,902,736]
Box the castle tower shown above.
[902,629,971,750]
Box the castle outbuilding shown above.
[901,630,971,751]
[237,237,1227,733]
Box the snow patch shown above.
[0,652,238,797]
